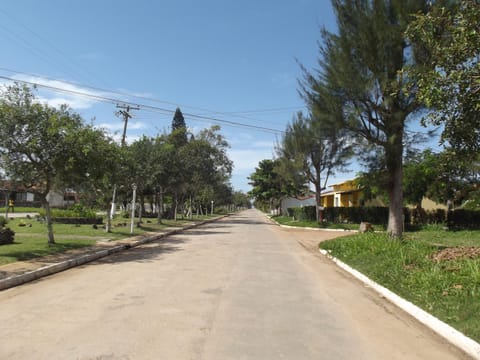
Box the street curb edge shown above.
[0,214,230,291]
[319,249,480,360]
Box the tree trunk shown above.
[188,196,193,220]
[386,144,404,238]
[138,197,143,227]
[42,197,55,244]
[314,184,323,223]
[174,194,178,221]
[105,205,112,233]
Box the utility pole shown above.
[116,104,140,146]
[108,104,140,225]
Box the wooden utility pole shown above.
[116,104,140,146]
[107,104,140,231]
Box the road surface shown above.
[0,209,469,359]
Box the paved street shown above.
[0,209,469,359]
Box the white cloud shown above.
[36,95,95,110]
[228,148,275,173]
[7,74,106,110]
[97,120,146,132]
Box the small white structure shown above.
[46,189,78,208]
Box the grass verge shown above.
[272,215,368,231]
[0,214,220,266]
[319,230,480,342]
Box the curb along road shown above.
[267,215,480,359]
[0,215,229,292]
[319,249,480,360]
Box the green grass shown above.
[273,215,371,231]
[0,206,41,214]
[319,229,480,342]
[0,213,220,266]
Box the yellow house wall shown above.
[332,180,357,192]
[338,191,362,207]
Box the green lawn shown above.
[272,215,368,231]
[319,229,480,342]
[0,206,42,214]
[0,214,219,266]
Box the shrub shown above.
[0,216,7,228]
[447,209,480,230]
[323,207,390,225]
[0,228,14,245]
[289,206,317,221]
[39,204,97,218]
[52,217,103,225]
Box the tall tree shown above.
[407,0,480,155]
[276,111,351,222]
[171,107,188,146]
[301,0,430,237]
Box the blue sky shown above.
[1,0,345,192]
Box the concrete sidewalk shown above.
[1,212,40,219]
[0,215,228,291]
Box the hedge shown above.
[286,206,480,230]
[447,209,480,230]
[51,217,103,225]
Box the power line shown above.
[0,67,297,128]
[0,74,285,134]
[0,9,107,87]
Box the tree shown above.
[233,191,251,209]
[248,159,287,212]
[423,150,480,208]
[276,111,351,222]
[180,126,233,218]
[123,136,157,224]
[171,107,188,146]
[301,0,431,237]
[0,84,113,243]
[150,133,176,223]
[69,126,123,233]
[407,0,480,154]
[403,149,440,207]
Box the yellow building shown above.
[319,179,363,208]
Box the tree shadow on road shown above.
[83,236,189,266]
[214,218,275,226]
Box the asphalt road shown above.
[0,209,470,359]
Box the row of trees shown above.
[250,0,479,238]
[0,84,245,244]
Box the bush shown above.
[447,209,480,230]
[39,204,97,218]
[0,228,14,245]
[0,216,8,228]
[52,217,103,225]
[289,206,317,221]
[323,207,390,225]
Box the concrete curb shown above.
[0,215,230,292]
[266,215,358,232]
[319,249,480,360]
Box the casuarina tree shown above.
[300,0,431,238]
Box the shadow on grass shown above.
[0,242,93,263]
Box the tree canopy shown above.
[407,0,480,154]
[299,0,431,237]
[0,84,118,243]
[276,111,351,221]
